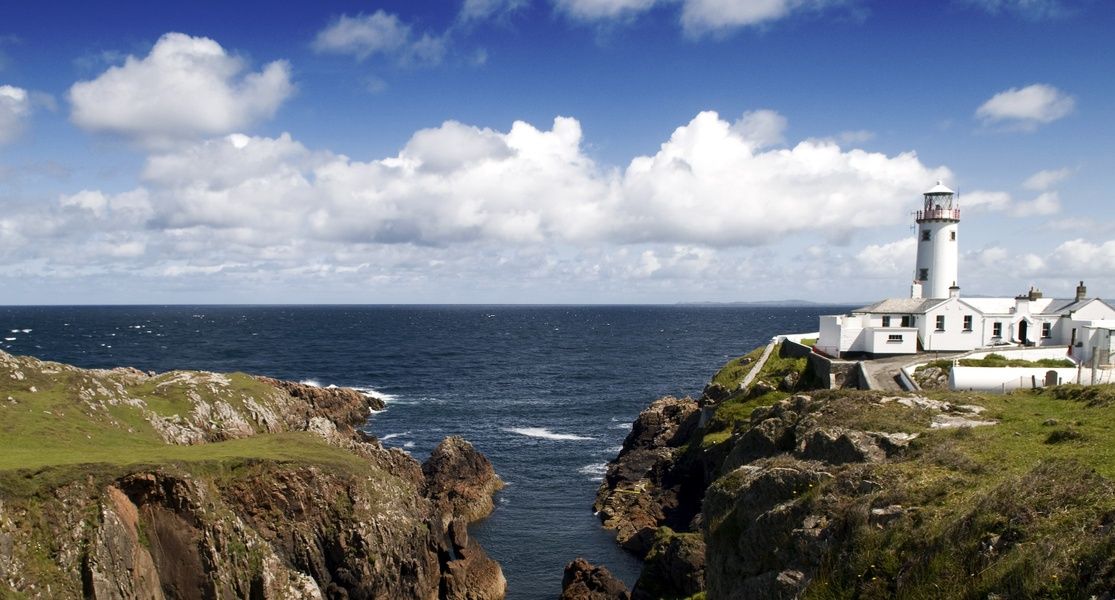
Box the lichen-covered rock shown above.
[560,558,631,600]
[632,528,705,600]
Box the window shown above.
[993,322,1003,338]
[950,231,957,241]
[887,334,903,343]
[882,316,891,327]
[921,230,931,241]
[918,268,929,281]
[963,315,973,332]
[901,315,913,327]
[936,315,945,331]
[1042,322,1052,338]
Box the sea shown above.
[0,304,847,598]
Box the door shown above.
[1018,320,1029,345]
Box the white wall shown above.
[864,327,917,354]
[915,220,959,298]
[922,299,981,351]
[949,366,1092,392]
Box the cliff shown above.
[0,350,505,599]
[582,343,1115,599]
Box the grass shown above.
[0,353,377,497]
[917,353,1075,374]
[709,345,768,390]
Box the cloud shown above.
[730,109,787,149]
[313,11,447,65]
[1049,239,1115,274]
[975,83,1075,131]
[1023,167,1072,191]
[961,0,1076,20]
[68,33,294,145]
[837,129,874,144]
[6,110,954,301]
[0,84,30,144]
[855,237,915,278]
[460,0,529,21]
[1010,191,1061,216]
[550,0,852,34]
[961,190,1012,213]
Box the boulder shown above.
[560,558,631,600]
[423,436,505,525]
[632,529,705,599]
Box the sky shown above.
[0,0,1113,304]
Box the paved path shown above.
[740,340,776,389]
[859,352,967,391]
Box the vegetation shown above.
[916,353,1076,375]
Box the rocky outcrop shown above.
[594,396,702,556]
[632,529,705,600]
[560,558,631,600]
[424,436,505,526]
[0,350,504,600]
[423,437,507,600]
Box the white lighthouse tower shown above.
[911,181,960,299]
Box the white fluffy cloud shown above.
[68,33,294,144]
[5,109,959,300]
[313,12,447,64]
[460,0,529,21]
[855,237,915,278]
[87,111,948,248]
[975,83,1075,131]
[0,84,30,144]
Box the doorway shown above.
[1018,320,1029,345]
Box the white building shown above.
[817,182,1115,364]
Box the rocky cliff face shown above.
[0,350,505,599]
[585,351,1115,599]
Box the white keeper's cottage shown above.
[817,182,1115,365]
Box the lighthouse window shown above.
[921,230,931,241]
[918,268,929,281]
[936,315,946,331]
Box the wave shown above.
[504,427,594,441]
[609,422,631,430]
[380,431,411,441]
[351,386,398,403]
[578,462,608,481]
[299,379,321,387]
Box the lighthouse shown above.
[912,181,960,299]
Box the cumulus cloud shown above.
[1010,191,1061,217]
[961,190,1012,213]
[555,0,659,20]
[6,110,958,300]
[68,33,294,145]
[975,83,1075,131]
[1023,167,1072,191]
[0,84,31,144]
[313,11,447,65]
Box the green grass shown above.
[709,345,768,390]
[0,353,376,497]
[917,353,1075,375]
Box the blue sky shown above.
[0,0,1113,304]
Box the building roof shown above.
[925,181,955,195]
[851,298,948,314]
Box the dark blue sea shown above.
[0,305,843,598]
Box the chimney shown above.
[910,281,923,299]
[1028,286,1042,301]
[1076,281,1087,302]
[949,284,960,299]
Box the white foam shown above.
[299,379,321,387]
[504,427,594,441]
[380,431,411,441]
[3,337,14,341]
[403,441,415,449]
[20,329,30,333]
[351,386,398,403]
[579,463,607,481]
[610,423,631,430]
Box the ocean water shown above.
[0,304,845,597]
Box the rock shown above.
[255,376,384,434]
[780,372,800,391]
[1042,418,1060,426]
[594,397,702,556]
[869,505,907,527]
[869,431,919,457]
[796,427,886,464]
[750,380,776,396]
[423,436,505,525]
[560,558,631,600]
[930,414,997,429]
[701,382,731,403]
[440,518,507,600]
[632,529,705,600]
